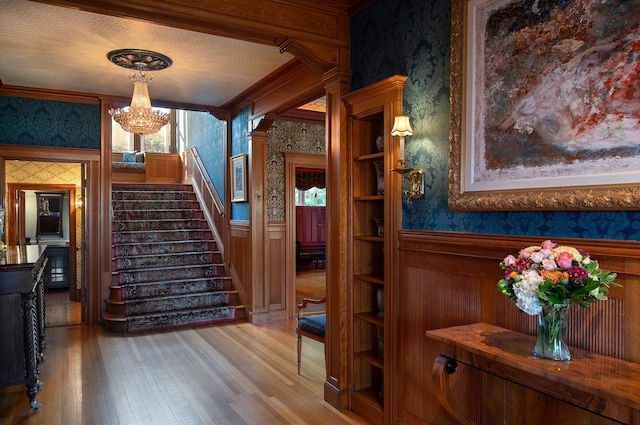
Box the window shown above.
[295,187,326,206]
[111,108,176,153]
[295,167,326,206]
[112,119,135,152]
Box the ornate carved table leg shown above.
[432,354,474,425]
[22,292,41,410]
[36,277,46,358]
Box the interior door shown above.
[17,190,26,244]
[80,163,88,322]
[7,189,27,245]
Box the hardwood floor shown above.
[296,270,325,314]
[0,320,366,425]
[44,289,81,327]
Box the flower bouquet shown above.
[497,240,618,360]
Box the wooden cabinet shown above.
[43,246,69,289]
[343,75,406,425]
[0,245,47,410]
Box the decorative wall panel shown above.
[266,120,325,222]
[0,96,100,149]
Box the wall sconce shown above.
[390,115,424,200]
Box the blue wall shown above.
[187,111,226,202]
[0,96,100,149]
[351,0,640,241]
[230,108,250,221]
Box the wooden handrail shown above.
[182,147,227,262]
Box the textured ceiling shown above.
[0,0,294,107]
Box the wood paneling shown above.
[323,68,352,411]
[393,230,640,425]
[230,220,251,313]
[144,152,182,183]
[267,223,286,311]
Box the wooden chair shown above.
[296,297,326,374]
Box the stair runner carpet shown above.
[105,184,242,332]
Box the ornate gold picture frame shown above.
[448,0,640,211]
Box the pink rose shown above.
[556,251,574,269]
[542,258,556,270]
[503,255,516,266]
[530,251,544,263]
[539,248,553,259]
[542,240,557,250]
[519,249,531,259]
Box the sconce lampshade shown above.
[391,115,413,137]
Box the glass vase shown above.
[534,302,571,360]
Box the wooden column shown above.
[248,128,268,323]
[323,67,351,410]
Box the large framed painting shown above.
[449,0,640,210]
[230,154,247,202]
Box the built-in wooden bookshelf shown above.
[343,75,406,425]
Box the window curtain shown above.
[295,167,326,190]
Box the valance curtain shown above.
[295,167,326,190]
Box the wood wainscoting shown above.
[112,152,182,184]
[230,220,252,317]
[392,231,640,425]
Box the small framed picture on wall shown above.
[230,154,247,202]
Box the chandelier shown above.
[107,49,173,135]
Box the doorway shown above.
[285,153,326,318]
[5,160,85,327]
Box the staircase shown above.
[104,184,244,332]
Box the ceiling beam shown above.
[223,59,326,118]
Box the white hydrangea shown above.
[513,269,543,315]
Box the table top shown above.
[426,323,640,413]
[0,245,47,295]
[0,245,47,267]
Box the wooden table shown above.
[0,245,48,410]
[426,323,640,425]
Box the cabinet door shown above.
[44,247,69,289]
[0,294,25,385]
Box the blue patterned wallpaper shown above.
[187,111,226,202]
[0,96,100,149]
[231,108,250,221]
[351,0,640,241]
